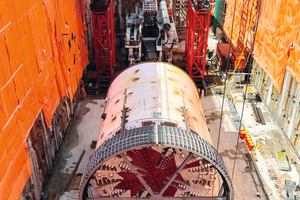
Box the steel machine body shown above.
[125,1,178,65]
[79,62,233,200]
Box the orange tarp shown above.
[223,0,255,49]
[0,0,88,199]
[223,0,257,70]
[223,0,300,92]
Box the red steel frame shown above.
[91,1,116,81]
[185,0,210,79]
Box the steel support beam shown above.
[120,153,155,196]
[158,153,193,195]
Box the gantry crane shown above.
[90,0,211,82]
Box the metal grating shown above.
[79,125,234,199]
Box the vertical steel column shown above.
[109,1,116,73]
[185,0,210,80]
[91,0,115,81]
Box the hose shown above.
[163,32,170,45]
[225,0,258,86]
[167,39,176,52]
[207,77,224,88]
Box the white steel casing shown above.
[97,62,212,148]
[159,1,171,31]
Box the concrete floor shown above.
[43,96,105,200]
[202,88,267,200]
[203,82,300,200]
[230,85,300,200]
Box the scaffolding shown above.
[184,0,211,80]
[91,0,116,81]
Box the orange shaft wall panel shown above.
[222,0,257,67]
[223,0,300,92]
[0,0,89,199]
[254,0,300,91]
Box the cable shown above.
[245,0,266,70]
[211,0,238,196]
[207,78,217,88]
[231,0,262,184]
[209,0,259,194]
[167,39,176,52]
[225,0,258,86]
[163,32,170,45]
[207,77,224,89]
[228,0,270,196]
[230,68,249,187]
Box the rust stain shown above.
[135,69,140,73]
[176,108,183,112]
[111,116,117,122]
[166,67,182,75]
[132,77,140,82]
[193,116,198,121]
[168,77,179,82]
[188,99,194,104]
[296,115,300,131]
[174,88,180,95]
